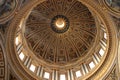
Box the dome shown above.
[24,0,96,65]
[5,0,118,80]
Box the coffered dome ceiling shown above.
[6,0,118,79]
[24,0,97,65]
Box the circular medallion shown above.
[51,15,69,33]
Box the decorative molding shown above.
[5,0,118,80]
[105,65,118,80]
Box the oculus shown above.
[51,15,70,33]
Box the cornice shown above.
[6,0,118,80]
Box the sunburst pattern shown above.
[25,0,97,64]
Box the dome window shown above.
[19,52,25,61]
[76,70,82,78]
[29,64,36,72]
[44,72,50,79]
[104,33,107,39]
[89,61,95,69]
[15,37,19,45]
[60,74,66,80]
[99,48,105,56]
